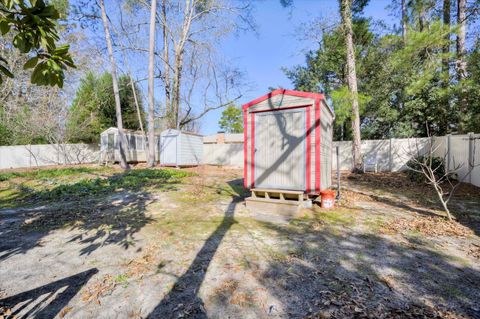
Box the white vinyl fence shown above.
[2,134,478,188]
[432,134,480,187]
[0,144,99,170]
[202,143,243,167]
[331,138,432,172]
[202,133,480,188]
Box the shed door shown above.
[254,109,306,190]
[160,135,177,165]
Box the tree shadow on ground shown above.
[0,268,98,318]
[0,169,186,261]
[146,179,245,319]
[255,220,480,318]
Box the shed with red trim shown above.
[243,89,334,194]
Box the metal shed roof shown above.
[242,89,335,118]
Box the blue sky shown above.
[199,0,394,135]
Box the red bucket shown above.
[320,190,336,209]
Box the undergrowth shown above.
[0,167,102,182]
[34,169,192,201]
[0,168,192,206]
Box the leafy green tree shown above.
[285,3,480,140]
[67,72,145,143]
[460,39,480,133]
[0,0,74,86]
[284,17,375,140]
[218,105,243,133]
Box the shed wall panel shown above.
[320,101,333,189]
[308,105,316,192]
[254,110,305,190]
[178,133,203,165]
[248,114,254,187]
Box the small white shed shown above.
[160,129,203,166]
[100,127,156,163]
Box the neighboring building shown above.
[99,127,154,163]
[100,127,203,166]
[203,132,243,144]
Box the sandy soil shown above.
[1,166,479,319]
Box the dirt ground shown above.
[0,165,479,319]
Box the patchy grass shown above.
[0,167,192,208]
[315,208,356,226]
[0,166,105,182]
[36,169,191,200]
[364,216,387,233]
[289,208,356,231]
[113,274,130,288]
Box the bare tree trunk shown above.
[130,76,144,136]
[162,0,171,122]
[436,190,453,221]
[442,0,450,75]
[99,0,129,170]
[441,0,451,133]
[402,0,408,45]
[418,1,425,32]
[456,0,467,79]
[169,0,193,129]
[171,52,183,129]
[340,0,362,173]
[147,0,158,167]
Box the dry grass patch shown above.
[467,243,480,259]
[335,189,372,208]
[81,274,117,305]
[380,216,473,238]
[124,244,163,278]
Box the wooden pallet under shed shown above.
[245,188,304,220]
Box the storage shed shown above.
[159,129,203,166]
[243,89,334,194]
[100,127,156,163]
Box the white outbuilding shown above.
[159,129,203,167]
[99,127,154,163]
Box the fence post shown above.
[336,145,340,199]
[468,132,474,184]
[446,134,451,173]
[389,138,393,172]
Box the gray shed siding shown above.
[178,133,203,165]
[243,90,334,194]
[160,129,203,166]
[320,100,334,190]
[254,109,306,190]
[100,128,156,163]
